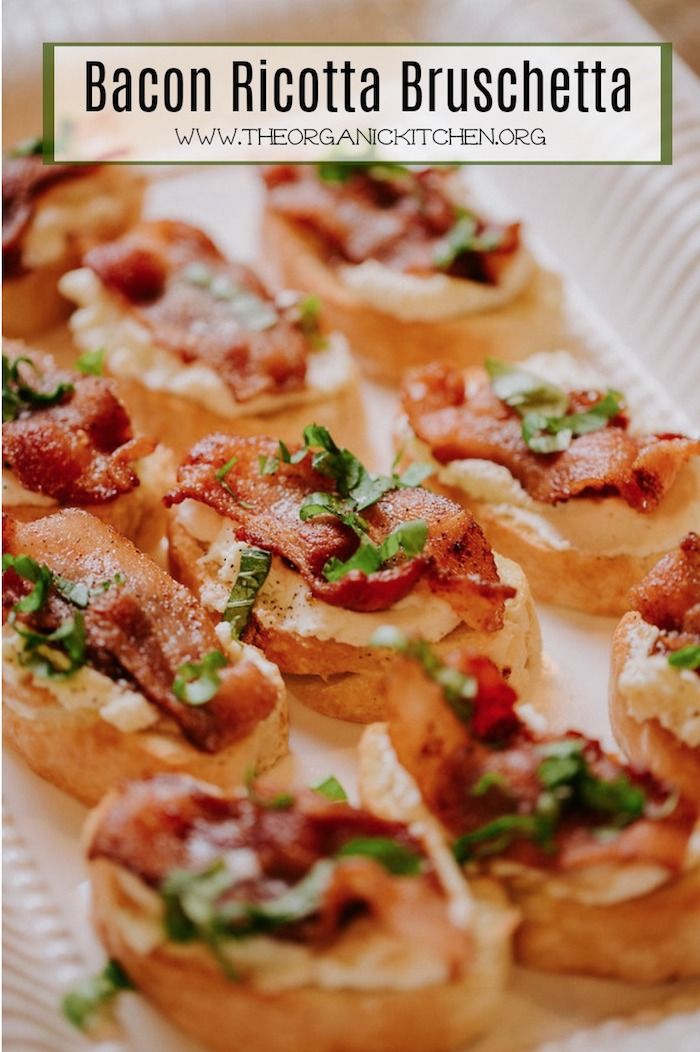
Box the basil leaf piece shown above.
[299,491,369,536]
[15,613,87,678]
[470,771,508,797]
[485,358,569,418]
[434,211,505,270]
[161,858,336,976]
[75,347,105,376]
[322,518,428,583]
[668,644,700,671]
[62,959,134,1032]
[10,136,44,157]
[317,160,411,185]
[172,650,228,705]
[486,359,624,454]
[371,627,477,721]
[3,353,74,422]
[2,553,53,613]
[336,837,422,876]
[296,294,327,350]
[314,775,348,802]
[215,456,238,498]
[223,547,271,639]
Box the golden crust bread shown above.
[610,611,700,804]
[168,515,542,723]
[102,367,371,463]
[3,655,288,807]
[358,723,700,984]
[426,474,664,617]
[87,847,513,1052]
[2,167,144,338]
[260,209,565,385]
[511,863,700,983]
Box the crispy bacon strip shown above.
[630,534,700,666]
[2,344,155,504]
[385,650,696,874]
[83,220,310,403]
[264,165,519,281]
[2,511,277,751]
[3,154,96,277]
[402,362,700,512]
[88,774,466,963]
[166,434,513,626]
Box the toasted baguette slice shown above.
[85,788,515,1052]
[3,166,144,337]
[168,514,542,723]
[610,611,700,805]
[3,643,287,807]
[359,723,700,984]
[261,209,565,384]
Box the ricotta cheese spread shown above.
[60,267,353,418]
[618,618,700,747]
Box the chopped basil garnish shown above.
[296,294,327,349]
[2,553,53,613]
[223,547,271,638]
[2,354,74,422]
[10,136,43,157]
[215,456,238,496]
[61,959,133,1032]
[294,425,432,582]
[485,358,624,454]
[161,858,336,977]
[317,160,412,185]
[371,627,477,721]
[668,644,700,670]
[486,358,569,417]
[336,837,422,875]
[75,347,105,376]
[182,263,278,331]
[470,771,508,797]
[434,210,505,270]
[321,518,428,582]
[453,737,649,864]
[14,613,87,678]
[172,650,228,706]
[257,438,306,476]
[314,775,348,802]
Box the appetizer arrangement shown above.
[2,147,699,1052]
[262,163,564,381]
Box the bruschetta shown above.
[261,164,564,382]
[2,510,287,805]
[2,340,172,552]
[359,631,700,983]
[59,219,366,458]
[3,142,143,337]
[397,351,700,615]
[165,426,541,721]
[610,533,700,803]
[82,773,516,1052]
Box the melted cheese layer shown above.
[60,267,353,418]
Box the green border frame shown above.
[42,41,672,166]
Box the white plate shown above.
[4,0,700,1043]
